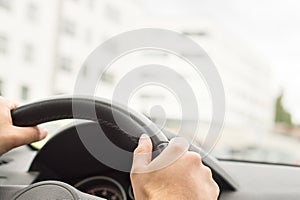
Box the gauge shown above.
[75,176,127,200]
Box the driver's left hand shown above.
[0,97,48,156]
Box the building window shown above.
[81,65,88,77]
[61,20,76,37]
[23,43,34,62]
[21,86,29,101]
[0,35,8,55]
[60,56,72,72]
[26,2,38,21]
[0,0,11,10]
[0,80,3,96]
[183,31,207,37]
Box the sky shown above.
[144,0,300,123]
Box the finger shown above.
[8,101,18,110]
[9,126,48,147]
[0,98,17,125]
[148,137,189,172]
[0,97,15,109]
[131,134,153,172]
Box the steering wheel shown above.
[7,97,169,200]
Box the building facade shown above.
[0,1,275,148]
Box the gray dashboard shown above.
[220,161,300,199]
[1,127,300,199]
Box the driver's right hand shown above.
[130,134,220,200]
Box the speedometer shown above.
[75,176,127,200]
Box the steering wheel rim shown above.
[9,96,239,196]
[11,96,169,153]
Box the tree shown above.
[274,94,293,126]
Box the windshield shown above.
[1,0,300,166]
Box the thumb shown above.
[131,134,153,172]
[10,126,48,147]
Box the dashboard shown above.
[2,121,300,200]
[28,122,138,200]
[0,121,238,199]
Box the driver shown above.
[0,97,219,200]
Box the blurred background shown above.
[0,0,300,165]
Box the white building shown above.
[0,0,59,101]
[98,17,275,147]
[0,0,142,101]
[0,1,275,148]
[52,0,143,95]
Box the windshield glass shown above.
[1,0,300,166]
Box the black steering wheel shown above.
[7,97,169,200]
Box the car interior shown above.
[1,0,300,200]
[0,97,299,200]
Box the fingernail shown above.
[39,127,48,139]
[139,134,149,145]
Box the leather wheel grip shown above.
[11,97,169,152]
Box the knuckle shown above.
[203,165,213,177]
[30,129,40,141]
[25,127,38,139]
[184,152,202,165]
[134,146,145,155]
[22,127,40,143]
[215,182,220,193]
[169,143,185,154]
[212,181,220,197]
